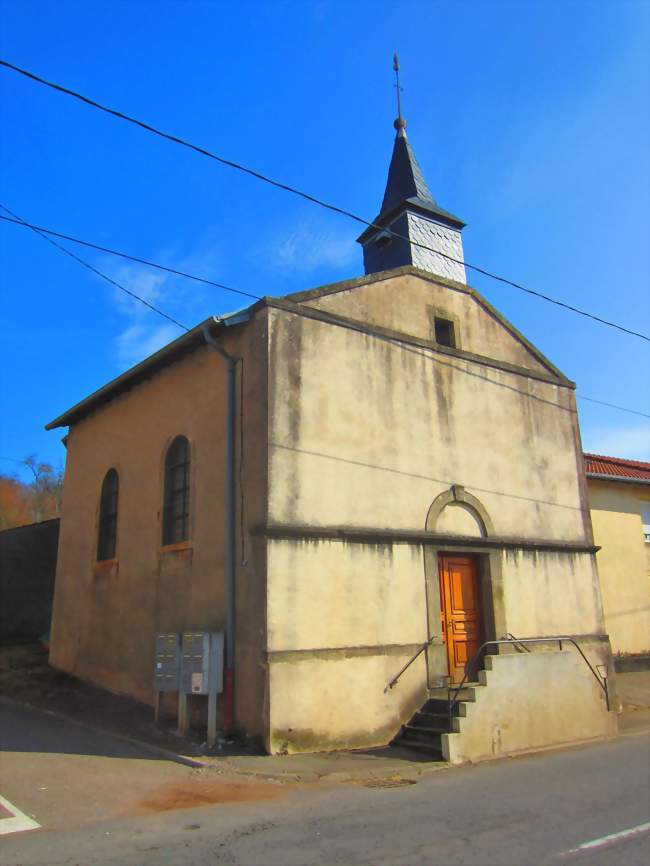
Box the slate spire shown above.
[357,56,467,284]
[379,126,436,218]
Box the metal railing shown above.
[384,636,436,693]
[384,634,610,719]
[446,636,610,727]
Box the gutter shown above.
[202,317,242,735]
[586,472,650,487]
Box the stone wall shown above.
[0,518,59,644]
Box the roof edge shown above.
[357,199,465,244]
[586,472,650,486]
[44,307,258,431]
[283,265,572,384]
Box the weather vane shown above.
[393,52,406,131]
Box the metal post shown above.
[207,691,218,749]
[177,691,189,737]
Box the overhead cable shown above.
[1,58,647,342]
[2,209,648,421]
[0,205,189,331]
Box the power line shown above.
[0,205,189,331]
[577,396,650,419]
[1,58,648,343]
[0,213,261,303]
[3,209,649,421]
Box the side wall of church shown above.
[49,314,270,742]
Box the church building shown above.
[48,99,617,762]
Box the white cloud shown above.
[260,215,357,275]
[99,239,223,370]
[109,267,169,320]
[582,422,650,461]
[114,322,180,369]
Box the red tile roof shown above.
[584,453,650,481]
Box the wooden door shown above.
[438,554,484,684]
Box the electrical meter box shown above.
[154,632,181,692]
[180,631,224,695]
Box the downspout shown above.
[202,321,238,733]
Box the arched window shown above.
[97,469,119,561]
[163,436,191,546]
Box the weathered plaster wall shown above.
[50,315,269,739]
[267,297,588,542]
[587,479,650,655]
[443,650,616,764]
[266,537,427,752]
[500,549,604,637]
[303,270,553,376]
[265,276,606,752]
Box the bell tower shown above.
[357,54,467,283]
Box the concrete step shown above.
[397,739,444,758]
[428,684,478,702]
[400,725,443,748]
[423,697,468,716]
[395,730,444,757]
[410,711,452,733]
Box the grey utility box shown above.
[180,631,224,695]
[154,632,181,692]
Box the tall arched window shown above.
[163,436,191,546]
[97,468,119,561]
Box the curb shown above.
[198,756,451,784]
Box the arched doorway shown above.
[423,486,503,685]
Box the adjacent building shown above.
[48,113,617,762]
[584,453,650,657]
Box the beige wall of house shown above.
[264,271,612,753]
[587,478,650,656]
[50,315,269,739]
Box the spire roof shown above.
[376,127,465,228]
[380,128,435,215]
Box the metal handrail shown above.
[501,632,532,653]
[384,630,531,694]
[384,636,436,693]
[446,635,610,728]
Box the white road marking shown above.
[0,794,40,835]
[561,821,650,856]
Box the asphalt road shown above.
[2,710,649,866]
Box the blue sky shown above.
[1,0,649,481]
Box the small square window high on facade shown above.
[434,317,456,348]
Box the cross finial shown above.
[393,52,406,133]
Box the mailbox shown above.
[180,630,225,695]
[154,630,224,744]
[181,631,211,695]
[154,632,181,692]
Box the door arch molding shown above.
[425,484,495,537]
